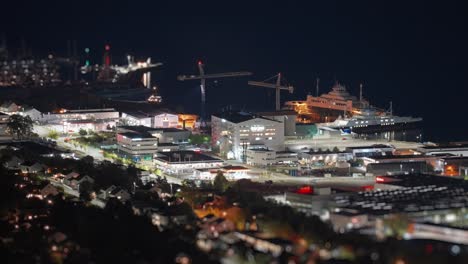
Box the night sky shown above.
[2,1,468,141]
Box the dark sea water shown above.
[354,129,424,143]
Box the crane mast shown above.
[177,61,252,123]
[248,73,294,111]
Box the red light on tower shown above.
[198,60,203,65]
[104,44,111,66]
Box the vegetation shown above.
[47,129,59,139]
[213,170,229,192]
[78,128,88,136]
[6,114,33,139]
[189,134,210,145]
[79,180,94,202]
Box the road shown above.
[33,125,106,160]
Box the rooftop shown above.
[118,132,155,139]
[124,109,177,118]
[335,173,468,215]
[156,151,222,163]
[118,125,186,134]
[212,111,280,124]
[248,148,274,152]
[64,108,117,114]
[346,144,394,150]
[367,154,431,160]
[420,142,468,149]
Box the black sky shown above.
[2,0,468,141]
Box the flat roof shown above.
[222,165,249,171]
[124,110,177,119]
[335,173,468,215]
[420,142,468,149]
[151,127,187,133]
[118,132,155,139]
[65,108,117,113]
[119,125,186,133]
[156,150,223,163]
[368,154,430,160]
[346,144,393,150]
[276,150,297,155]
[212,111,280,124]
[248,148,274,152]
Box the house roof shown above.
[65,172,80,179]
[110,187,128,195]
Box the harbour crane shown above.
[248,73,294,111]
[177,61,252,120]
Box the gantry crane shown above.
[248,73,294,111]
[177,61,252,120]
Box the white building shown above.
[21,107,42,121]
[121,110,179,128]
[346,144,395,158]
[211,111,285,160]
[117,131,159,162]
[299,150,353,165]
[246,149,299,167]
[256,110,296,137]
[154,150,224,175]
[246,149,276,166]
[40,108,119,133]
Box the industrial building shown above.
[192,165,250,180]
[366,161,428,175]
[116,131,159,162]
[417,143,468,157]
[246,149,298,167]
[346,144,394,158]
[40,108,119,133]
[211,111,285,161]
[121,110,179,128]
[154,150,224,175]
[256,110,296,137]
[299,150,353,165]
[118,125,190,144]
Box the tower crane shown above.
[177,61,252,120]
[248,73,294,111]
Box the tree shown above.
[213,170,229,193]
[6,114,33,139]
[79,180,94,202]
[47,130,59,139]
[79,128,88,136]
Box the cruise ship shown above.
[320,107,422,133]
[285,82,371,123]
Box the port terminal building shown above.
[211,111,285,161]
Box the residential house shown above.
[4,156,24,169]
[64,172,94,190]
[40,183,60,197]
[20,161,46,174]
